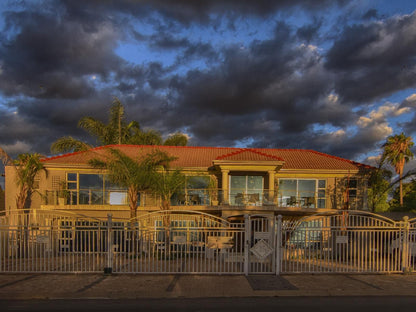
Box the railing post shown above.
[104,213,113,274]
[276,215,282,275]
[244,214,250,276]
[401,216,410,273]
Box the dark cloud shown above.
[362,9,379,20]
[163,22,352,145]
[0,8,122,98]
[0,0,415,165]
[326,11,416,102]
[296,19,323,42]
[61,0,347,25]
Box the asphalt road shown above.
[2,297,416,312]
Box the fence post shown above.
[276,215,282,275]
[401,216,410,273]
[104,213,113,274]
[244,214,249,276]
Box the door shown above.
[230,175,264,205]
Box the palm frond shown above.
[78,117,110,144]
[151,169,186,202]
[128,129,163,145]
[163,133,188,146]
[110,97,125,127]
[50,137,92,154]
[0,146,12,166]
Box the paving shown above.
[0,273,416,299]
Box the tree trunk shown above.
[128,187,139,220]
[161,199,171,257]
[16,185,28,211]
[399,171,403,206]
[15,186,29,258]
[128,187,139,256]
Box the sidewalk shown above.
[0,273,415,299]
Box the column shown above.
[221,169,229,204]
[268,170,276,204]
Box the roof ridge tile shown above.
[215,148,245,160]
[245,148,284,161]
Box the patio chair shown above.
[190,194,201,205]
[305,197,315,207]
[288,196,297,206]
[248,193,259,205]
[177,193,187,205]
[234,193,244,205]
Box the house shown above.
[4,145,372,220]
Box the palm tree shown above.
[51,97,144,153]
[382,133,414,206]
[148,162,186,255]
[150,167,186,212]
[51,98,188,153]
[367,154,393,212]
[89,148,175,219]
[163,133,188,146]
[0,147,45,210]
[1,148,46,258]
[77,97,141,146]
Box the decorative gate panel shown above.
[247,216,276,274]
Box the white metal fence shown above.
[0,210,415,274]
[281,212,415,274]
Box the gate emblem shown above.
[250,239,273,260]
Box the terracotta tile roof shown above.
[42,145,370,171]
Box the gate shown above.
[247,215,276,274]
[280,211,415,274]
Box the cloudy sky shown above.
[1,0,416,168]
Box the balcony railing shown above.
[43,188,361,209]
[44,189,216,207]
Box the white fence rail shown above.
[0,210,415,274]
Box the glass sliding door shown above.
[230,175,263,205]
[278,179,297,206]
[278,179,327,208]
[298,180,316,207]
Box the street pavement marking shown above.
[0,275,37,289]
[344,275,384,290]
[166,275,181,292]
[76,275,108,293]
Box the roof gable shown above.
[215,149,284,162]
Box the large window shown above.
[172,176,210,206]
[66,173,128,206]
[278,179,326,208]
[230,175,264,205]
[79,174,104,205]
